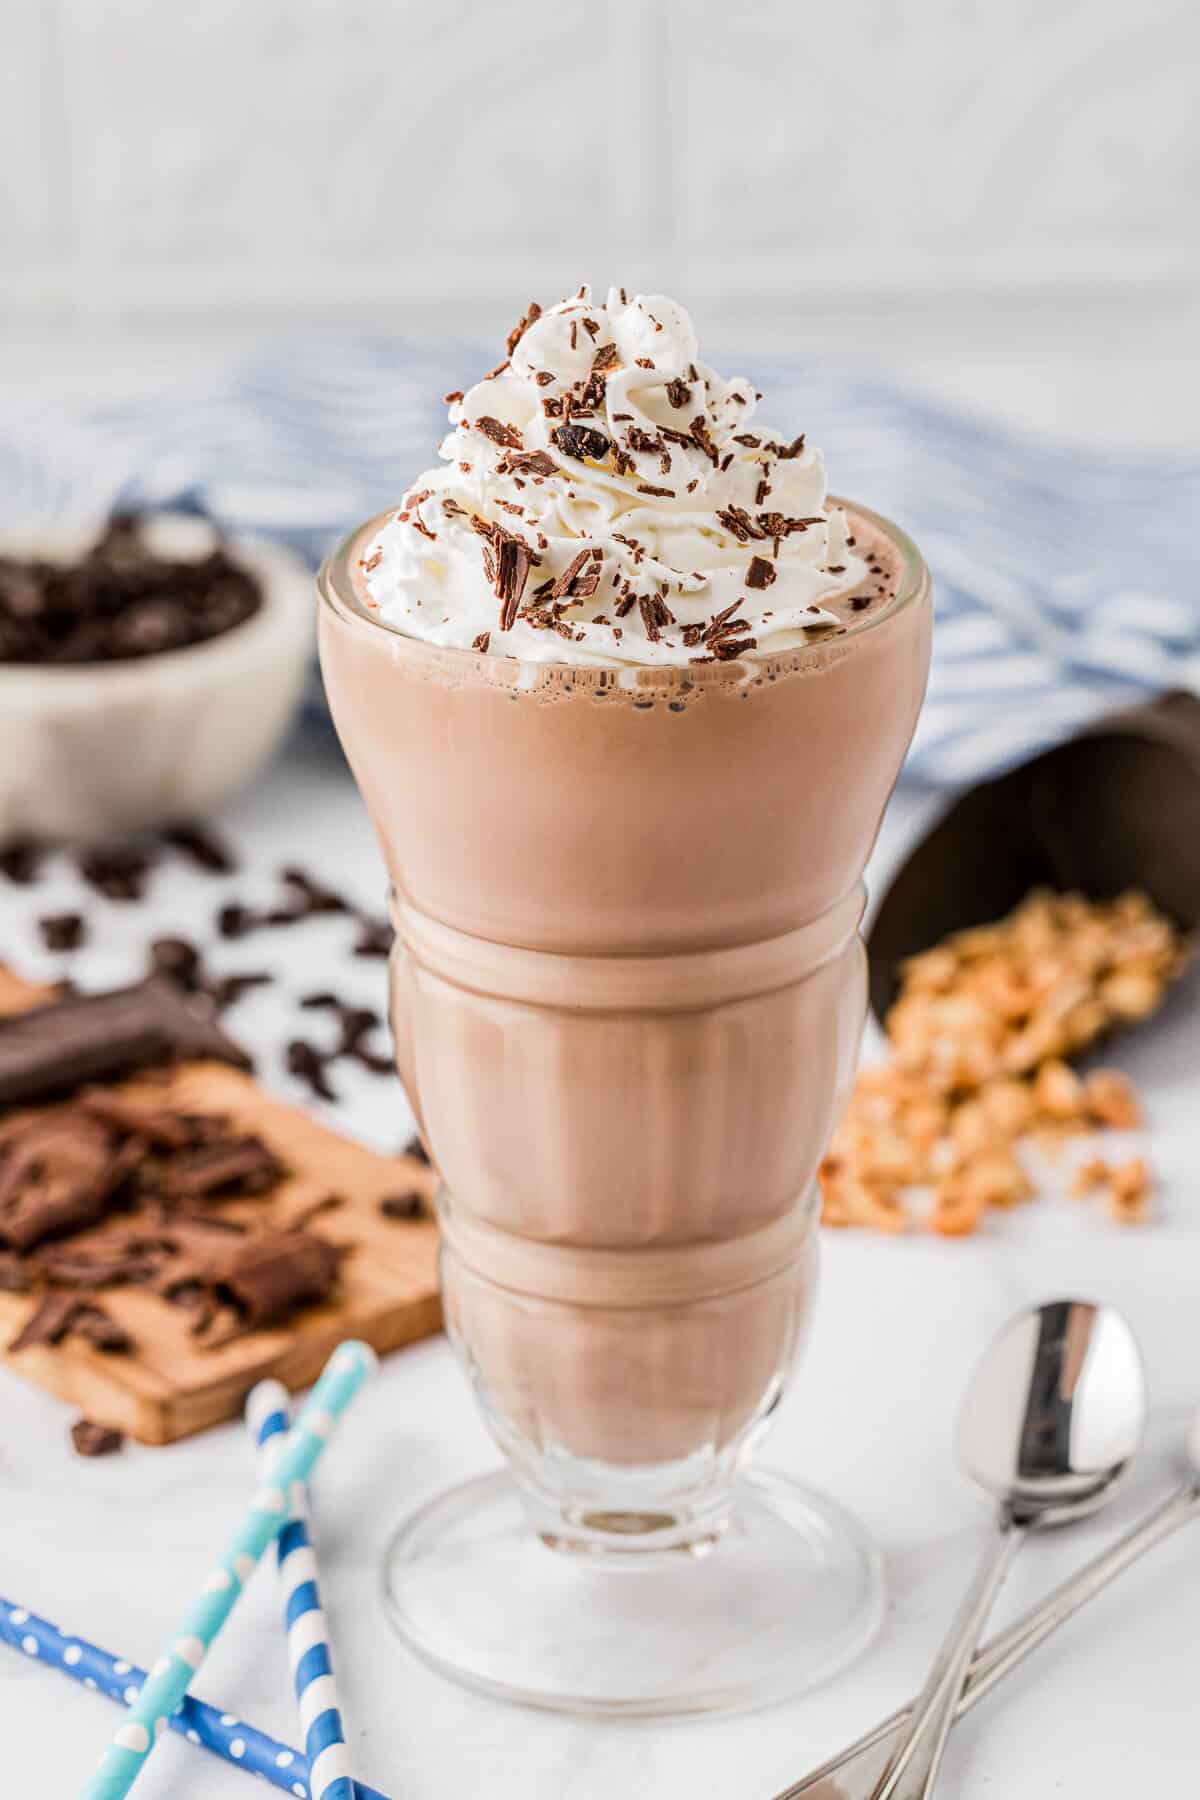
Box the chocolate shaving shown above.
[635,357,654,369]
[549,548,603,602]
[495,449,558,478]
[443,389,464,405]
[637,484,675,499]
[716,506,768,543]
[496,537,533,632]
[506,300,542,358]
[0,1116,137,1252]
[638,594,674,642]
[592,344,620,372]
[746,556,776,590]
[712,635,757,661]
[160,1134,285,1201]
[777,434,806,458]
[551,423,610,463]
[202,1227,345,1333]
[475,416,524,450]
[402,1133,430,1166]
[472,630,491,654]
[11,1293,131,1355]
[666,378,691,410]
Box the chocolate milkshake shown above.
[319,288,930,1573]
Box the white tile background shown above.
[2,0,1198,342]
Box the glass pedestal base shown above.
[381,1467,884,1718]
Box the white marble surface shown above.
[0,724,1197,1797]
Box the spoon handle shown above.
[867,1512,1026,1800]
[768,1484,1198,1800]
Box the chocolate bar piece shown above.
[0,976,250,1108]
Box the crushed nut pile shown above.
[820,889,1188,1236]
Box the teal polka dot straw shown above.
[77,1340,376,1800]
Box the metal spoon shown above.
[771,1405,1199,1800]
[863,1298,1145,1800]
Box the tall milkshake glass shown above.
[318,489,930,1715]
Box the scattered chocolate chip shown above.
[160,822,235,873]
[39,913,85,953]
[206,971,271,1013]
[285,1039,338,1103]
[78,843,155,903]
[380,1191,427,1221]
[217,902,258,940]
[353,917,393,960]
[71,1418,124,1457]
[280,863,348,909]
[149,935,203,990]
[0,838,45,885]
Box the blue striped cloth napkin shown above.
[2,336,1197,787]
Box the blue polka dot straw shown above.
[248,1379,358,1800]
[0,1598,391,1799]
[77,1341,376,1800]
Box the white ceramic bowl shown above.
[0,516,315,841]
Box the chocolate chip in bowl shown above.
[0,511,314,843]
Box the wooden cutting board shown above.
[0,972,441,1444]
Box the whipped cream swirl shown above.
[360,286,866,666]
